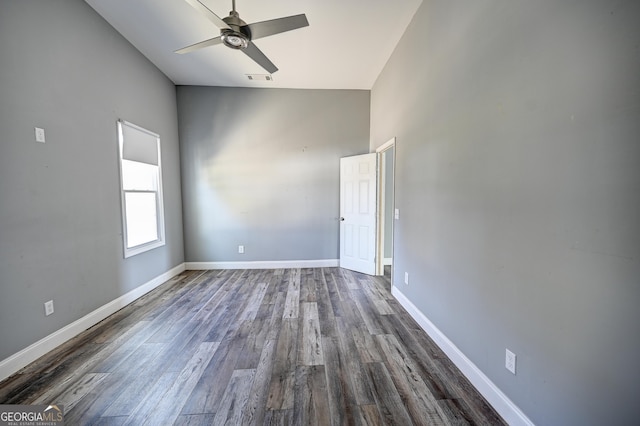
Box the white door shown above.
[340,153,377,275]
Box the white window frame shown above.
[117,120,166,258]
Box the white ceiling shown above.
[85,0,422,89]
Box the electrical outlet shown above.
[505,348,516,374]
[404,272,409,285]
[395,208,400,220]
[238,245,245,254]
[44,300,54,316]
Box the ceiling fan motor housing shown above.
[221,11,250,49]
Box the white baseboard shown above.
[186,259,339,270]
[383,257,393,266]
[391,286,535,426]
[0,263,186,383]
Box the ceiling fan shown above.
[176,0,309,74]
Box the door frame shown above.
[375,137,396,277]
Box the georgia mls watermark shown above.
[0,405,64,426]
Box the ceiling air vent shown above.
[246,74,273,82]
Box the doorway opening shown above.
[375,138,396,281]
[338,138,396,279]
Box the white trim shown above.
[376,136,396,153]
[117,120,166,259]
[186,259,339,270]
[375,137,396,278]
[383,257,393,266]
[0,263,186,382]
[391,286,535,426]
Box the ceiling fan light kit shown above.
[221,29,249,49]
[177,0,309,73]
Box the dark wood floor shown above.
[0,268,505,425]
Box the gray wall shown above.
[177,86,370,262]
[0,0,184,361]
[371,1,640,425]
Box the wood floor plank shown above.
[61,351,170,425]
[436,398,473,426]
[266,292,286,341]
[190,270,243,323]
[173,413,217,425]
[259,272,281,306]
[203,299,243,343]
[355,404,384,426]
[23,323,157,408]
[161,320,215,373]
[265,319,298,410]
[431,357,507,425]
[34,342,163,410]
[375,334,445,425]
[235,315,270,370]
[92,415,128,426]
[361,277,393,302]
[300,269,317,303]
[263,409,293,425]
[372,298,395,315]
[323,268,345,313]
[293,365,331,426]
[125,342,219,425]
[212,368,255,425]
[350,289,385,335]
[241,338,277,425]
[202,272,257,343]
[49,372,109,413]
[335,318,376,406]
[99,343,169,417]
[339,268,361,290]
[377,313,451,400]
[237,280,269,322]
[351,325,383,363]
[116,371,179,426]
[181,321,252,415]
[91,271,206,344]
[322,336,357,426]
[299,302,324,366]
[364,362,414,426]
[315,269,337,338]
[282,268,301,319]
[0,268,506,426]
[90,321,157,373]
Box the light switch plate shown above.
[35,127,46,143]
[44,300,54,316]
[505,348,516,374]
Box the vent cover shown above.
[246,74,273,81]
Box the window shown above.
[117,120,165,257]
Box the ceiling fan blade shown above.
[246,14,309,40]
[243,42,278,73]
[175,36,223,54]
[183,0,230,29]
